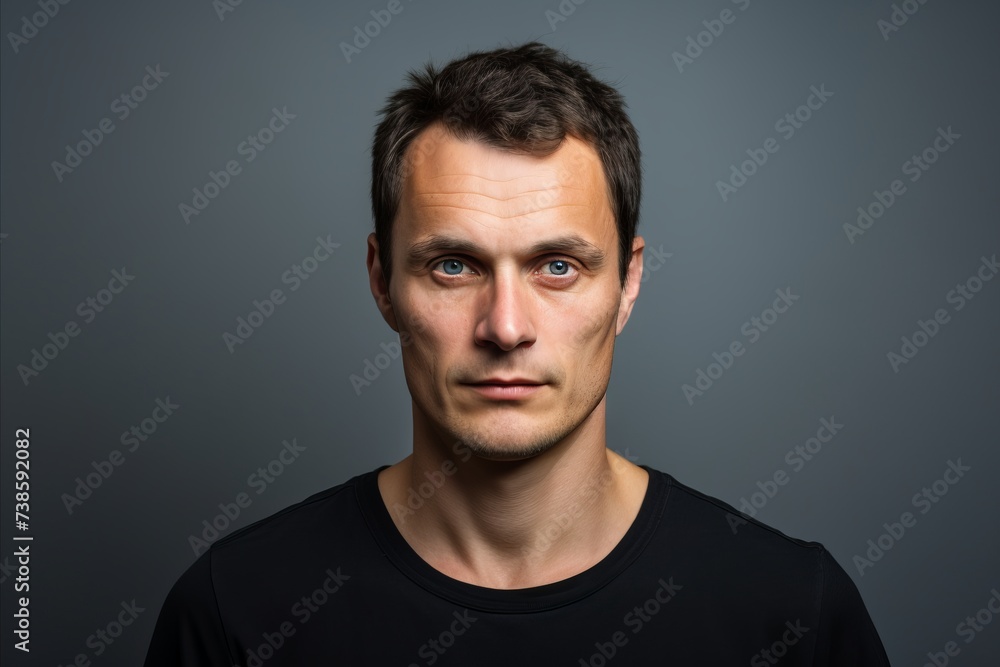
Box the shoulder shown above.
[648,467,833,594]
[169,466,375,588]
[193,465,381,603]
[209,466,371,554]
[181,467,381,622]
[144,469,380,665]
[648,467,883,621]
[647,469,890,662]
[655,467,826,551]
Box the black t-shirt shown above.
[144,465,891,666]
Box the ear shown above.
[367,233,398,331]
[616,235,644,335]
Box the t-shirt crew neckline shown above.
[356,463,668,613]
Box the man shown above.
[145,42,891,665]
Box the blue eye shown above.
[439,259,465,275]
[546,260,571,275]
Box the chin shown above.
[445,416,574,462]
[463,441,556,462]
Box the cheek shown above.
[565,294,618,353]
[396,289,446,341]
[397,297,465,379]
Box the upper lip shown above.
[466,378,544,385]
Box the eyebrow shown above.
[405,234,608,269]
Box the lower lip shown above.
[465,384,545,399]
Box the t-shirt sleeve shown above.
[143,550,235,667]
[811,548,892,666]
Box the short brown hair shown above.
[371,41,642,286]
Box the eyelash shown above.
[432,257,578,278]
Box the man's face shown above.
[368,122,642,461]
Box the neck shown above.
[377,401,649,589]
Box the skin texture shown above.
[367,121,647,589]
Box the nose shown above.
[474,270,536,352]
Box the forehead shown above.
[397,123,614,240]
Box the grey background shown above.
[1,0,997,664]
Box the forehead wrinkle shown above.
[414,186,587,202]
[400,126,615,245]
[412,203,595,221]
[410,179,600,221]
[415,176,592,204]
[414,166,591,187]
[426,173,545,184]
